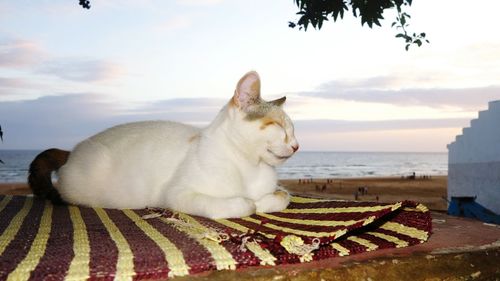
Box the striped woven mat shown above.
[0,195,431,280]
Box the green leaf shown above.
[400,15,406,25]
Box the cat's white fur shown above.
[56,71,299,219]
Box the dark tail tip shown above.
[28,148,70,205]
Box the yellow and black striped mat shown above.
[0,195,431,280]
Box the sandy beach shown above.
[0,182,33,195]
[281,176,447,211]
[0,176,448,211]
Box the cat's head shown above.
[227,71,299,166]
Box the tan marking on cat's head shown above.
[188,134,200,143]
[259,116,283,130]
[256,110,292,143]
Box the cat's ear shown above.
[233,71,261,110]
[269,96,286,107]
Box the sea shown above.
[0,150,447,183]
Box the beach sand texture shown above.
[282,176,447,211]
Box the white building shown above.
[447,100,500,215]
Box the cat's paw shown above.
[255,190,290,213]
[208,197,256,219]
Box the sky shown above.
[1,0,499,152]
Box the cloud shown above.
[0,77,36,89]
[0,39,45,68]
[292,119,468,152]
[0,93,470,151]
[120,97,228,126]
[134,97,226,112]
[0,95,226,149]
[0,94,118,149]
[293,118,471,134]
[0,77,42,99]
[1,35,124,82]
[296,128,460,152]
[300,76,500,111]
[37,59,125,82]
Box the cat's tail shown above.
[28,148,70,205]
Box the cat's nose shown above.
[291,144,299,152]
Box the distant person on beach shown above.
[405,172,416,180]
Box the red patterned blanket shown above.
[0,195,431,280]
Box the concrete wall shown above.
[448,100,500,214]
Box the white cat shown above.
[28,71,299,219]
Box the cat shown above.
[28,71,299,219]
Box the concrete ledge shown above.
[176,212,500,280]
[180,249,499,281]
